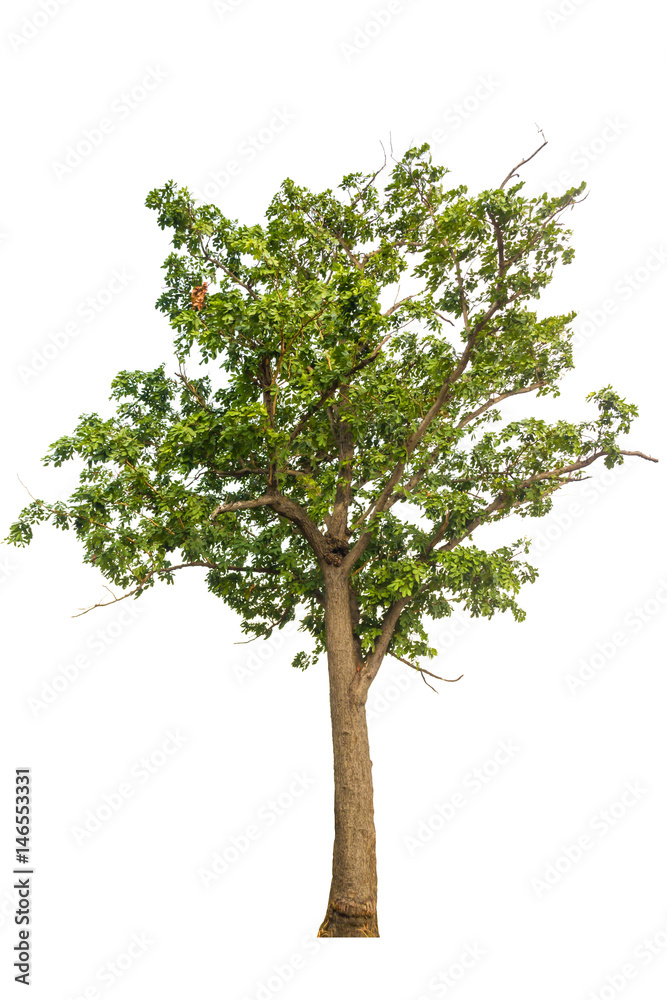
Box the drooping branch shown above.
[391,653,463,693]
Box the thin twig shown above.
[391,653,464,691]
[499,134,548,190]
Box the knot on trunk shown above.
[323,531,350,566]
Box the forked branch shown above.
[391,653,463,693]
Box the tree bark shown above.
[318,568,379,937]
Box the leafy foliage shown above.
[7,143,649,673]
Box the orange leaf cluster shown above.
[191,282,208,311]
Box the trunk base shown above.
[317,901,379,938]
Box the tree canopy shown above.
[7,141,654,679]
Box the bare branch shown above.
[210,495,277,519]
[382,295,417,318]
[382,382,546,515]
[266,491,328,560]
[516,449,659,490]
[456,381,546,430]
[333,232,364,271]
[72,561,218,617]
[619,450,658,463]
[423,509,450,557]
[391,653,463,690]
[360,238,412,268]
[348,145,388,208]
[341,301,528,570]
[17,475,40,504]
[499,135,548,190]
[210,467,265,480]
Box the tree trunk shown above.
[318,568,379,938]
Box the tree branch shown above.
[353,445,658,666]
[410,170,472,334]
[499,134,548,190]
[456,381,546,430]
[486,208,506,277]
[72,560,219,617]
[618,450,658,463]
[190,221,260,301]
[286,335,396,446]
[382,294,417,317]
[328,393,355,540]
[266,491,328,560]
[432,447,659,558]
[348,146,388,208]
[358,596,412,694]
[175,365,212,411]
[341,331,482,571]
[211,495,277,519]
[391,653,463,692]
[211,487,327,560]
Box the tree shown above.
[7,140,657,937]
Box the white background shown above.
[1,1,666,997]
